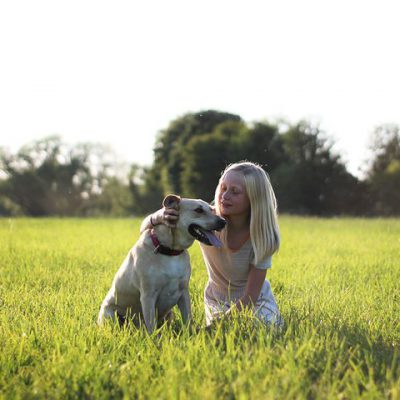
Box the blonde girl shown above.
[145,161,282,326]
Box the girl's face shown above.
[217,170,250,218]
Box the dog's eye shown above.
[194,207,204,213]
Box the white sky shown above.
[1,0,399,178]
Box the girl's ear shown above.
[162,194,181,210]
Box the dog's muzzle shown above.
[188,217,226,247]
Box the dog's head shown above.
[163,194,226,247]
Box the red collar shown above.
[150,229,184,256]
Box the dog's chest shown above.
[158,276,187,298]
[153,258,190,302]
[154,257,190,286]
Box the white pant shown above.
[204,279,283,326]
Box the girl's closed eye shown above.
[231,187,242,195]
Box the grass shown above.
[0,216,399,399]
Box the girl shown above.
[142,161,282,326]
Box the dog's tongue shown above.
[204,230,223,248]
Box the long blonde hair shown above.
[214,161,280,265]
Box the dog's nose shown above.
[216,217,227,231]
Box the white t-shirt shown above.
[200,237,282,326]
[200,238,272,301]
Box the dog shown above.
[97,194,226,333]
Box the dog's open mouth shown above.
[188,224,223,247]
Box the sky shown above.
[1,0,399,178]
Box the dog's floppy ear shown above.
[163,194,181,210]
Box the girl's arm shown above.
[140,212,158,233]
[140,208,179,233]
[213,265,265,323]
[234,265,266,311]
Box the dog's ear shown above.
[163,194,181,210]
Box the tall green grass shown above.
[0,217,399,399]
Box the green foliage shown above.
[181,134,229,200]
[181,121,248,200]
[275,122,364,215]
[367,124,400,176]
[243,121,287,169]
[0,136,88,215]
[85,177,133,217]
[180,120,285,201]
[0,217,399,399]
[177,115,363,216]
[365,124,400,215]
[1,113,399,217]
[0,195,22,216]
[128,165,164,215]
[0,136,131,217]
[153,110,242,195]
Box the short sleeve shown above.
[254,255,272,270]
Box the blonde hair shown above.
[214,161,280,265]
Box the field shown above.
[0,217,399,399]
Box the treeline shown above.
[1,110,399,217]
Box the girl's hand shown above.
[151,207,179,228]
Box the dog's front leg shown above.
[177,290,192,324]
[140,293,157,334]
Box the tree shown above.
[153,110,242,194]
[83,177,133,217]
[180,119,285,200]
[181,128,237,200]
[128,164,164,215]
[273,121,363,215]
[242,121,287,170]
[0,136,121,216]
[365,124,400,215]
[150,114,366,216]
